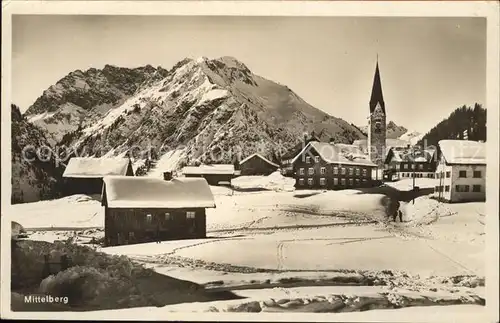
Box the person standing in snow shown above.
[398,209,403,222]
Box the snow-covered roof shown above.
[102,176,216,209]
[292,142,377,167]
[385,147,437,163]
[182,164,236,175]
[438,140,486,165]
[240,153,279,168]
[63,157,132,178]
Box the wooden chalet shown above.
[181,164,239,185]
[62,157,134,196]
[383,146,438,181]
[291,141,378,189]
[101,173,216,246]
[239,153,279,176]
[280,134,321,176]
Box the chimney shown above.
[163,171,173,181]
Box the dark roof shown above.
[369,61,385,114]
[240,153,279,168]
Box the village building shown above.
[292,141,377,189]
[101,173,216,246]
[62,157,134,196]
[181,164,239,185]
[384,146,438,180]
[239,153,279,176]
[432,140,486,203]
[281,134,321,176]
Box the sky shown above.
[12,15,486,133]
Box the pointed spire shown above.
[369,59,385,114]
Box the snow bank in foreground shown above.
[403,196,455,225]
[231,172,295,192]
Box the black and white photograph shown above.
[1,1,499,321]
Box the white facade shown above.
[433,155,486,202]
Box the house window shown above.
[459,170,467,178]
[341,178,346,186]
[298,178,304,186]
[418,164,424,170]
[186,211,196,219]
[348,168,353,176]
[299,168,304,175]
[333,178,339,186]
[411,164,416,170]
[306,156,311,164]
[315,156,320,163]
[362,179,367,184]
[129,232,135,240]
[362,169,367,177]
[355,168,360,176]
[308,168,314,175]
[473,185,481,192]
[473,171,482,178]
[440,186,444,192]
[165,212,172,221]
[333,167,339,175]
[434,186,439,193]
[341,167,346,175]
[355,179,360,186]
[446,171,451,178]
[445,185,450,192]
[404,164,409,169]
[320,167,326,175]
[320,178,326,186]
[349,178,354,186]
[308,178,313,186]
[146,214,152,223]
[456,185,470,192]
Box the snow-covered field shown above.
[7,173,486,315]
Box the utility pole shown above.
[412,148,416,204]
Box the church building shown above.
[367,60,387,168]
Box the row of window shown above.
[400,173,435,178]
[298,166,368,177]
[305,156,321,164]
[434,184,482,193]
[435,170,482,179]
[298,177,369,186]
[144,211,196,223]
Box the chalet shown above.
[239,153,279,176]
[181,164,239,185]
[292,141,377,189]
[384,146,438,180]
[101,173,216,246]
[432,140,486,203]
[62,157,134,196]
[281,134,321,176]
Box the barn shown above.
[181,164,238,185]
[239,153,279,176]
[62,157,134,196]
[101,174,216,246]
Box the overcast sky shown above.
[12,15,486,133]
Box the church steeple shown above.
[369,59,385,114]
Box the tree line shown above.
[417,103,486,147]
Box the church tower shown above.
[368,59,386,167]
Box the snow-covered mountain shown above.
[399,130,424,146]
[24,56,366,174]
[25,65,169,145]
[358,120,408,139]
[11,104,63,204]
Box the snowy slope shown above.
[399,130,424,146]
